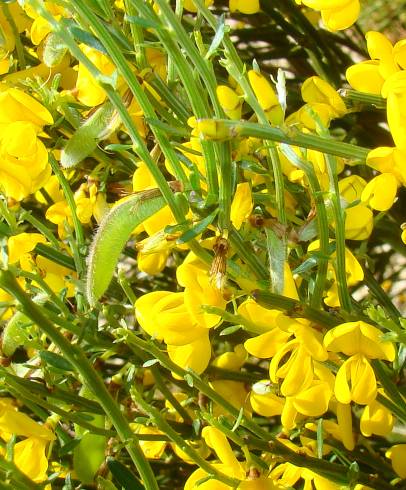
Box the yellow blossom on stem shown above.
[386,444,406,479]
[0,121,50,201]
[229,0,260,15]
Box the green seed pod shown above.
[86,190,166,305]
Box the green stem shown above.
[48,155,86,280]
[198,119,369,162]
[0,269,158,490]
[124,0,147,70]
[339,89,386,109]
[324,152,352,312]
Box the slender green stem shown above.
[131,387,240,488]
[339,89,386,109]
[0,269,159,490]
[197,118,369,162]
[48,155,86,279]
[324,152,352,312]
[124,0,147,70]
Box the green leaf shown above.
[40,350,74,371]
[61,103,119,168]
[220,325,242,336]
[2,312,33,356]
[43,32,68,68]
[142,359,159,368]
[265,228,286,295]
[205,14,229,60]
[86,191,166,305]
[59,438,82,457]
[63,18,108,55]
[177,209,218,244]
[124,14,161,30]
[107,458,145,490]
[73,415,107,484]
[34,243,76,271]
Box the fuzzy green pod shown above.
[86,190,166,305]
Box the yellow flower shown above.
[323,321,395,360]
[301,76,347,117]
[384,73,406,151]
[135,291,206,344]
[0,88,53,134]
[75,45,116,106]
[248,70,283,124]
[167,331,211,375]
[366,147,406,186]
[230,182,253,230]
[325,321,395,405]
[212,344,247,371]
[346,60,385,95]
[7,233,46,264]
[250,380,285,417]
[301,0,360,31]
[229,0,260,15]
[0,399,54,482]
[177,256,227,328]
[217,85,243,120]
[13,437,50,482]
[361,173,398,211]
[183,0,214,13]
[360,394,394,437]
[334,353,377,405]
[386,444,406,479]
[0,122,50,201]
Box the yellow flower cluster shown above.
[0,0,404,488]
[347,31,406,239]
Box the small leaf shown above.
[43,33,68,68]
[107,457,145,490]
[205,14,229,60]
[63,19,108,54]
[220,325,242,336]
[184,373,194,387]
[40,351,74,371]
[142,359,159,368]
[61,103,119,168]
[124,14,160,30]
[265,228,286,295]
[104,143,133,152]
[73,420,107,485]
[86,191,166,305]
[59,438,82,457]
[2,312,33,356]
[177,209,218,244]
